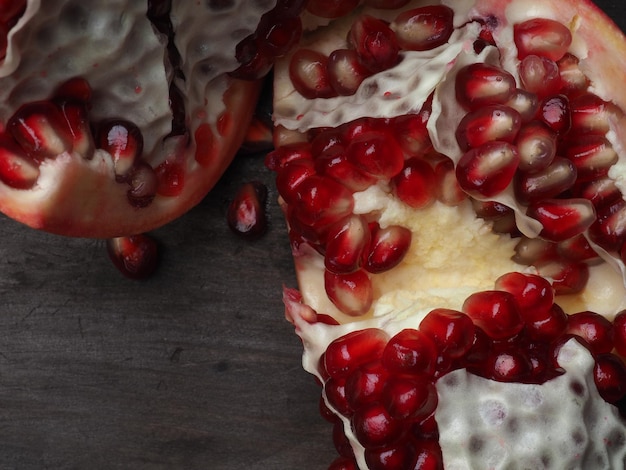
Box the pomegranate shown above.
[267,0,626,468]
[0,0,307,238]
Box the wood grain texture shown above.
[0,2,624,469]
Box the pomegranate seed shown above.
[315,151,378,192]
[505,89,539,123]
[564,135,618,183]
[325,269,373,316]
[227,181,268,240]
[382,329,437,376]
[512,236,557,265]
[471,199,512,221]
[333,419,355,457]
[462,290,524,340]
[289,49,336,99]
[325,377,353,417]
[526,198,596,243]
[306,0,359,18]
[518,55,560,98]
[0,0,26,24]
[526,303,568,342]
[363,0,410,8]
[513,18,572,61]
[570,92,614,134]
[557,53,590,96]
[515,120,557,173]
[613,310,626,357]
[126,161,158,208]
[8,101,73,160]
[327,49,372,96]
[292,175,354,230]
[391,110,433,156]
[346,361,389,409]
[538,94,571,134]
[392,6,454,52]
[154,160,185,197]
[328,457,358,470]
[412,439,443,470]
[557,234,600,263]
[514,156,577,204]
[265,142,313,171]
[594,354,626,403]
[56,101,95,159]
[230,34,273,80]
[536,259,589,295]
[324,329,390,379]
[365,441,416,470]
[455,63,516,111]
[434,158,466,205]
[325,215,370,274]
[364,224,412,274]
[351,402,403,448]
[455,141,520,198]
[257,14,302,58]
[392,158,436,209]
[386,377,437,422]
[455,105,522,150]
[319,395,337,423]
[588,198,626,252]
[574,177,622,211]
[107,234,159,280]
[494,272,554,316]
[0,136,40,189]
[484,348,532,382]
[347,130,404,179]
[348,15,400,73]
[419,309,475,359]
[566,311,615,355]
[276,158,316,204]
[97,119,144,177]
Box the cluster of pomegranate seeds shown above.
[318,272,626,469]
[289,6,455,98]
[107,233,159,280]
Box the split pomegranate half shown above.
[267,0,626,468]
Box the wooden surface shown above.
[0,2,625,469]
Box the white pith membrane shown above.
[0,0,275,237]
[273,0,626,468]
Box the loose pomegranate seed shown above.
[126,161,158,208]
[462,290,524,340]
[456,105,522,151]
[364,224,412,274]
[365,441,416,470]
[289,49,336,99]
[588,198,626,252]
[292,175,354,230]
[513,18,572,61]
[515,120,557,173]
[538,94,571,134]
[526,198,596,243]
[557,53,590,96]
[306,0,359,19]
[594,354,626,403]
[382,329,437,376]
[324,328,390,379]
[455,141,520,198]
[392,158,436,209]
[569,92,614,135]
[518,55,561,98]
[324,215,370,274]
[348,15,400,73]
[107,234,159,280]
[514,156,577,204]
[97,119,144,178]
[0,136,40,189]
[419,309,475,360]
[345,361,389,409]
[536,259,589,295]
[324,268,373,316]
[227,181,268,240]
[455,63,517,111]
[566,311,615,355]
[351,402,403,448]
[613,310,626,357]
[327,49,372,96]
[392,6,454,52]
[346,130,405,180]
[564,135,618,182]
[384,377,438,422]
[276,158,316,204]
[505,89,539,123]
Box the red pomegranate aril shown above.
[306,0,359,19]
[364,224,412,274]
[570,92,614,134]
[292,175,354,229]
[514,156,577,204]
[526,303,568,342]
[316,152,378,192]
[434,158,466,206]
[382,329,437,376]
[351,402,403,449]
[56,101,95,159]
[515,120,557,173]
[536,259,590,295]
[348,15,400,73]
[512,236,557,265]
[126,161,158,208]
[325,215,370,274]
[455,141,520,198]
[455,63,517,111]
[107,234,159,280]
[325,268,373,316]
[327,49,372,96]
[97,119,144,178]
[594,354,626,403]
[494,272,555,316]
[566,311,615,355]
[227,181,268,240]
[485,348,532,382]
[154,160,185,197]
[347,130,404,180]
[575,177,622,211]
[8,101,73,160]
[557,234,600,263]
[505,89,540,123]
[393,158,436,209]
[462,290,524,340]
[276,159,316,204]
[384,377,437,422]
[538,94,571,134]
[265,142,313,171]
[391,111,433,157]
[324,328,390,380]
[328,457,358,470]
[526,198,596,243]
[589,198,626,252]
[0,137,40,189]
[325,377,353,417]
[333,419,355,457]
[320,395,337,423]
[557,53,590,96]
[413,439,443,470]
[613,310,626,357]
[519,55,561,98]
[391,6,454,52]
[564,135,618,182]
[419,309,475,359]
[0,0,26,24]
[257,14,302,58]
[472,199,512,221]
[365,441,416,470]
[455,105,522,151]
[345,361,389,409]
[289,49,336,99]
[513,18,572,62]
[231,34,273,81]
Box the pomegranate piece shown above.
[227,181,268,240]
[392,6,454,52]
[348,15,400,73]
[513,17,573,61]
[107,233,159,280]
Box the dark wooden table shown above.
[0,2,624,469]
